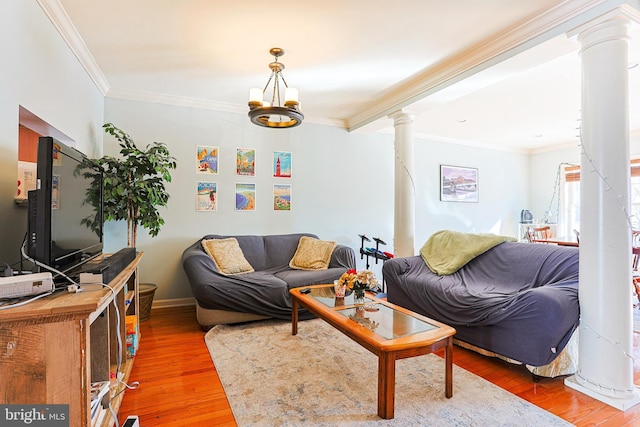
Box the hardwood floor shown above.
[120,306,640,426]
[118,306,235,426]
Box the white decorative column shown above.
[565,10,640,410]
[389,110,415,257]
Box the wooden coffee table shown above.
[290,284,456,419]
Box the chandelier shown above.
[248,48,304,128]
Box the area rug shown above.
[205,319,573,426]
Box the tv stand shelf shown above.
[0,252,143,427]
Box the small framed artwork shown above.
[236,148,255,176]
[196,181,217,211]
[440,165,478,202]
[273,151,292,178]
[235,183,256,211]
[52,174,60,209]
[53,142,62,167]
[196,145,219,174]
[273,184,291,211]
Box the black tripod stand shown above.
[358,234,393,294]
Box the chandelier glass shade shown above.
[248,48,304,128]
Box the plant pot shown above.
[138,283,158,322]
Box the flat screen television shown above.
[27,136,104,277]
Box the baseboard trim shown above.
[152,297,196,309]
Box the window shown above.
[561,160,640,236]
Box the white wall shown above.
[413,138,528,243]
[528,144,580,230]
[104,98,529,301]
[529,135,640,231]
[0,2,104,265]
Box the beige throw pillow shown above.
[201,238,254,275]
[289,236,337,270]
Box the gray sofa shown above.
[383,237,579,375]
[182,233,356,328]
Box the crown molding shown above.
[37,0,110,95]
[305,116,348,128]
[528,128,640,154]
[376,126,589,155]
[346,0,633,132]
[528,141,581,154]
[390,128,533,154]
[416,134,531,154]
[567,1,640,38]
[106,88,248,114]
[106,88,347,128]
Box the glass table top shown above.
[304,286,439,340]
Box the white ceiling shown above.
[49,0,640,152]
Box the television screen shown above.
[27,137,103,277]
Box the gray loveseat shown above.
[182,233,356,328]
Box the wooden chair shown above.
[631,230,640,306]
[525,225,553,243]
[633,276,640,307]
[633,230,640,271]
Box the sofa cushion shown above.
[201,238,255,275]
[262,233,317,269]
[276,268,349,289]
[289,236,337,270]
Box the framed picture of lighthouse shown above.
[273,151,292,178]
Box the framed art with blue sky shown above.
[273,151,291,178]
[273,184,291,211]
[236,183,256,211]
[196,181,217,211]
[197,145,218,174]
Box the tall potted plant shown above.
[80,123,177,248]
[77,123,176,322]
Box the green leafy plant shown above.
[74,159,104,238]
[79,123,177,248]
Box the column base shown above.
[565,375,640,411]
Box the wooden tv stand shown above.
[0,252,143,427]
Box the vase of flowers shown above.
[353,288,366,306]
[336,269,379,307]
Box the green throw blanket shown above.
[420,230,517,275]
